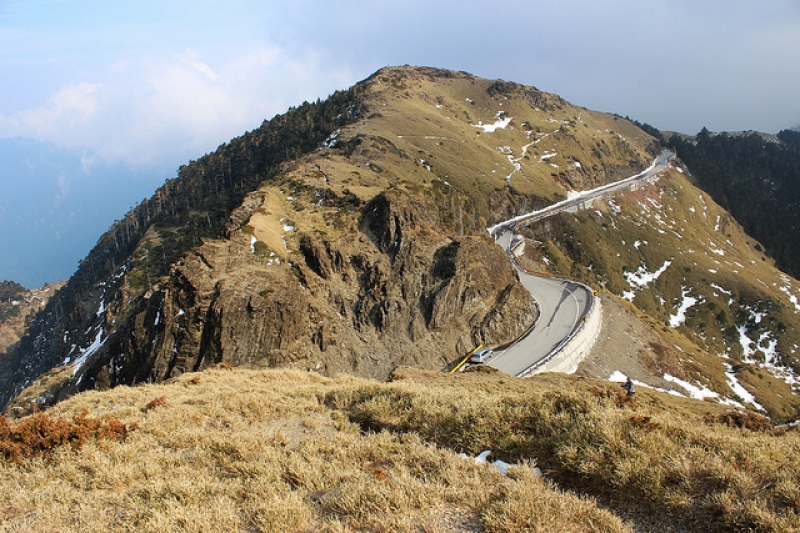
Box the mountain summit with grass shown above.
[2,65,800,531]
[1,65,799,422]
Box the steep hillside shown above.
[518,165,800,420]
[0,281,64,358]
[1,66,662,411]
[665,128,800,279]
[2,366,798,533]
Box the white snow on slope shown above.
[71,330,105,376]
[780,282,800,313]
[710,283,731,296]
[708,243,725,256]
[670,287,699,328]
[663,374,719,401]
[625,260,672,290]
[724,363,766,411]
[621,260,672,302]
[611,370,759,410]
[474,113,512,133]
[609,370,628,382]
[737,324,755,360]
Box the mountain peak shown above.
[2,68,800,434]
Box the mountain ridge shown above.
[2,66,799,428]
[1,66,655,410]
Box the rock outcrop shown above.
[2,65,661,411]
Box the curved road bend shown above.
[486,231,592,376]
[485,151,674,376]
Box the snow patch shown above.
[474,113,512,133]
[71,330,105,376]
[725,364,766,411]
[609,370,628,382]
[710,283,731,296]
[322,129,341,148]
[670,287,699,328]
[663,374,719,401]
[621,290,636,302]
[737,324,755,360]
[624,260,672,290]
[779,284,800,313]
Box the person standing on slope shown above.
[623,376,635,397]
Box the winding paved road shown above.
[484,151,674,376]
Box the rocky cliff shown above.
[2,66,658,411]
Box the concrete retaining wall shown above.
[527,295,602,376]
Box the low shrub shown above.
[0,410,132,462]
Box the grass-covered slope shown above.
[0,282,64,356]
[350,67,657,221]
[519,167,800,421]
[3,66,664,411]
[2,366,799,532]
[666,129,800,279]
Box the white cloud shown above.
[8,83,105,136]
[0,46,356,165]
[182,49,219,81]
[3,0,795,168]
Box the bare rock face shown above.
[78,193,536,387]
[5,65,661,411]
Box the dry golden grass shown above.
[4,365,800,532]
[0,368,630,533]
[327,368,800,532]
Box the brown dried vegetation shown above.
[2,366,800,532]
[143,396,168,411]
[0,410,131,462]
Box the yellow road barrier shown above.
[449,344,484,373]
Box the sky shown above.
[1,0,799,286]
